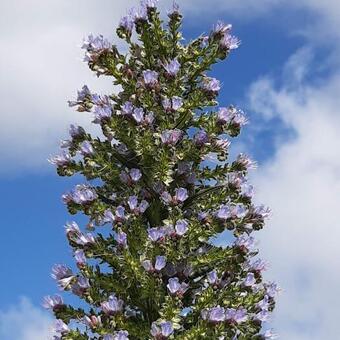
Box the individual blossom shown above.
[260,329,278,339]
[164,58,180,76]
[115,231,128,248]
[175,219,189,236]
[51,264,74,290]
[72,276,90,296]
[202,77,221,93]
[162,96,183,112]
[217,106,247,127]
[254,205,271,219]
[220,32,240,50]
[257,295,270,311]
[147,227,167,242]
[225,307,248,324]
[114,330,129,340]
[42,295,63,311]
[213,21,232,35]
[255,309,271,322]
[82,34,111,62]
[207,270,218,285]
[68,85,92,110]
[151,321,174,339]
[74,232,95,247]
[69,124,85,138]
[142,0,159,9]
[234,234,256,252]
[194,130,209,146]
[121,101,134,115]
[104,206,126,224]
[143,70,159,87]
[74,249,87,268]
[65,221,81,237]
[120,168,142,184]
[54,319,69,335]
[127,196,149,215]
[84,315,102,329]
[174,187,188,203]
[132,108,154,126]
[234,154,257,170]
[244,272,256,287]
[232,204,248,218]
[201,306,225,323]
[48,152,72,166]
[129,6,148,22]
[119,15,134,34]
[250,258,268,273]
[101,294,124,315]
[93,104,112,123]
[167,277,188,297]
[154,256,167,271]
[216,204,232,220]
[79,140,94,156]
[160,129,183,145]
[67,184,98,205]
[265,282,281,298]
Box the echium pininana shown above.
[46,1,279,339]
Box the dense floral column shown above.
[45,1,279,339]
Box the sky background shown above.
[0,0,339,339]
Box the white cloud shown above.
[0,298,53,340]
[248,48,340,338]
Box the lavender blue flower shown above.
[93,105,112,123]
[225,307,248,323]
[213,21,232,34]
[143,70,159,86]
[119,15,134,33]
[235,234,256,252]
[51,264,74,290]
[84,315,102,328]
[101,294,124,315]
[235,154,257,170]
[69,185,98,204]
[72,276,90,296]
[115,231,128,248]
[171,96,183,110]
[121,101,134,115]
[164,58,181,76]
[202,77,221,92]
[209,306,226,323]
[151,321,173,338]
[132,108,144,123]
[147,227,166,242]
[142,260,153,272]
[174,188,188,203]
[113,330,129,340]
[79,141,94,156]
[160,129,183,145]
[154,256,166,271]
[194,130,209,146]
[257,295,270,310]
[74,249,87,267]
[42,295,63,310]
[244,272,256,287]
[250,258,268,272]
[255,309,271,322]
[261,329,278,339]
[207,270,218,285]
[141,0,158,9]
[54,319,69,334]
[48,152,72,166]
[220,33,240,50]
[216,204,231,220]
[130,168,142,182]
[265,282,280,298]
[167,277,188,296]
[69,124,84,138]
[175,219,189,236]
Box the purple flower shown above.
[232,204,247,218]
[261,329,278,339]
[164,58,181,76]
[216,204,231,220]
[171,96,183,110]
[79,141,94,156]
[254,205,271,219]
[142,0,158,8]
[42,295,63,310]
[101,295,124,315]
[143,70,158,86]
[84,315,102,329]
[265,282,280,298]
[69,124,84,138]
[160,129,183,145]
[51,264,74,290]
[235,234,256,252]
[121,101,134,115]
[160,191,172,205]
[202,77,221,92]
[115,231,128,248]
[72,276,90,296]
[119,15,134,33]
[128,196,149,214]
[151,321,173,338]
[133,108,144,123]
[93,105,112,123]
[207,270,218,285]
[241,182,254,198]
[69,184,97,204]
[74,249,87,267]
[54,319,69,335]
[128,196,138,210]
[48,152,72,166]
[162,98,172,111]
[235,154,257,170]
[175,219,189,236]
[225,307,248,324]
[142,260,153,272]
[257,295,270,310]
[113,330,129,340]
[220,33,240,50]
[174,188,188,203]
[167,277,188,296]
[65,221,81,236]
[255,309,271,322]
[148,228,166,242]
[250,259,268,272]
[129,6,147,21]
[244,272,256,287]
[209,306,226,323]
[82,34,111,52]
[217,107,233,124]
[130,168,142,182]
[154,256,167,271]
[75,232,95,246]
[213,21,232,34]
[194,130,209,146]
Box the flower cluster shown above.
[45,1,278,339]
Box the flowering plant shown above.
[46,1,278,339]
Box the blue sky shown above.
[1,0,340,339]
